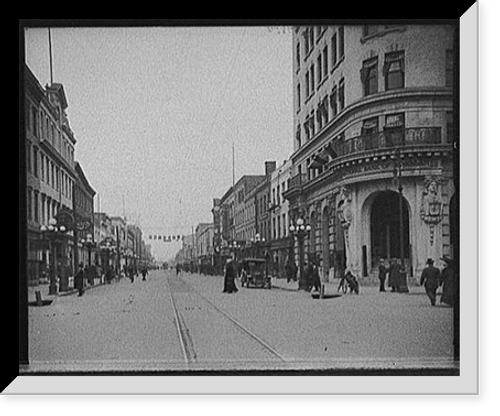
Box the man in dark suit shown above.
[420,258,442,306]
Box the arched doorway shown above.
[370,190,410,269]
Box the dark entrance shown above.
[370,190,410,268]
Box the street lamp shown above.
[249,233,265,258]
[40,217,70,295]
[392,149,409,293]
[289,217,312,290]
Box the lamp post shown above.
[252,233,266,258]
[392,149,409,293]
[229,240,241,261]
[40,217,70,295]
[289,217,312,291]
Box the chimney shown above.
[265,161,277,177]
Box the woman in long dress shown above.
[440,257,455,306]
[223,258,238,293]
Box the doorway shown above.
[370,190,410,269]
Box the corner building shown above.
[284,25,457,283]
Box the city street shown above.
[26,269,456,372]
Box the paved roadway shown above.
[26,269,456,372]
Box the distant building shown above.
[269,159,293,278]
[73,162,96,270]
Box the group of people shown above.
[377,258,407,293]
[378,256,455,306]
[419,257,455,306]
[73,263,150,297]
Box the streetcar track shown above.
[165,275,197,364]
[166,272,288,365]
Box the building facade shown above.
[25,65,78,287]
[73,162,96,270]
[284,25,457,282]
[269,158,293,278]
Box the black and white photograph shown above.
[14,14,482,398]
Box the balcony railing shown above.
[288,173,308,190]
[285,127,445,195]
[334,127,442,157]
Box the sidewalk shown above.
[27,278,106,304]
[270,277,416,297]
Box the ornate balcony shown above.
[284,127,450,200]
[334,127,442,157]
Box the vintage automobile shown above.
[240,258,271,289]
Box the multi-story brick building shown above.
[284,25,457,283]
[73,162,96,270]
[269,158,293,278]
[25,64,78,287]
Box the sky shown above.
[24,25,293,261]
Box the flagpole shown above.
[48,28,53,85]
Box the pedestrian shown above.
[303,260,313,291]
[74,263,85,297]
[310,263,321,292]
[378,258,388,292]
[285,259,296,283]
[222,257,238,293]
[420,258,442,306]
[440,257,455,306]
[387,258,401,292]
[141,266,148,281]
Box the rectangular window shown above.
[330,86,338,116]
[384,51,405,90]
[41,194,46,224]
[317,54,322,83]
[31,107,38,137]
[310,64,315,93]
[40,154,45,182]
[331,33,337,66]
[33,147,39,178]
[384,113,405,147]
[27,143,31,174]
[338,26,345,58]
[338,78,345,110]
[297,83,301,110]
[34,191,39,223]
[303,28,310,56]
[361,57,379,96]
[305,71,310,97]
[296,42,301,68]
[323,46,328,77]
[27,188,32,222]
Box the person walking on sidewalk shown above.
[378,258,388,292]
[141,266,148,281]
[310,263,321,292]
[75,263,85,297]
[388,258,402,292]
[222,258,238,293]
[439,256,455,306]
[420,258,441,306]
